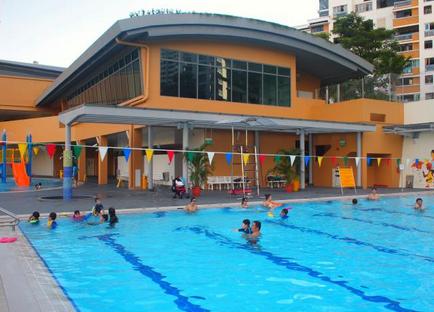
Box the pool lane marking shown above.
[79,233,209,312]
[265,220,434,264]
[357,207,434,220]
[312,212,432,234]
[175,226,417,312]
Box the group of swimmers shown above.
[361,187,425,210]
[27,198,119,229]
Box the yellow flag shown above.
[33,146,40,156]
[377,158,382,166]
[18,143,27,159]
[317,156,323,167]
[243,153,250,165]
[145,149,154,162]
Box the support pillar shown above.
[77,140,86,182]
[182,123,189,186]
[300,129,305,190]
[98,135,108,185]
[308,133,313,186]
[2,130,7,183]
[147,126,154,190]
[129,125,143,189]
[63,124,73,200]
[356,132,362,188]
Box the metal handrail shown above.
[0,207,20,231]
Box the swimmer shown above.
[47,212,57,229]
[263,194,282,209]
[185,197,198,213]
[352,198,358,205]
[414,198,424,210]
[34,182,42,190]
[280,208,289,219]
[250,220,261,239]
[93,198,104,215]
[241,197,248,208]
[28,211,40,223]
[72,210,83,221]
[235,219,252,234]
[108,207,119,227]
[367,187,380,201]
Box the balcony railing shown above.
[425,29,434,37]
[394,33,413,41]
[394,0,412,8]
[333,11,348,18]
[426,64,434,71]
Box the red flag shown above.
[46,144,56,159]
[385,158,391,167]
[331,156,338,167]
[167,150,175,164]
[258,154,266,166]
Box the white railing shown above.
[425,29,434,37]
[0,207,20,231]
[395,33,413,41]
[394,0,412,8]
[426,64,434,71]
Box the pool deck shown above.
[0,181,433,311]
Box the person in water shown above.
[367,187,380,201]
[280,208,289,219]
[185,197,198,213]
[414,198,424,210]
[47,212,57,229]
[72,210,83,221]
[108,207,119,227]
[241,197,248,208]
[263,194,282,209]
[352,198,358,205]
[28,211,40,223]
[236,219,252,234]
[93,198,104,215]
[34,182,42,190]
[249,221,261,242]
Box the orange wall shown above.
[0,76,53,109]
[297,72,321,94]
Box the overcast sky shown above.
[0,0,318,67]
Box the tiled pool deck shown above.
[0,181,433,311]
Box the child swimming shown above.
[236,219,252,234]
[280,208,289,219]
[72,210,84,221]
[108,207,119,227]
[47,212,57,229]
[241,197,249,208]
[263,194,282,209]
[28,211,40,224]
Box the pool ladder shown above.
[0,207,20,231]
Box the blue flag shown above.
[367,157,372,166]
[123,147,132,162]
[304,156,310,167]
[225,153,232,165]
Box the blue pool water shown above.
[0,177,62,192]
[20,195,434,312]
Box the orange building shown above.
[0,13,405,198]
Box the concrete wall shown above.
[32,152,53,176]
[404,100,434,124]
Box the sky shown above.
[0,0,318,67]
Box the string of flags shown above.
[1,140,433,170]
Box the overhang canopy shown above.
[0,60,64,79]
[38,13,374,106]
[383,122,434,135]
[59,104,376,134]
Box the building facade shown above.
[0,13,406,195]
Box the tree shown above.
[332,12,409,75]
[313,32,331,41]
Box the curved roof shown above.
[0,59,64,79]
[37,13,374,106]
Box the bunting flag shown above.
[72,145,82,159]
[98,146,109,161]
[18,143,27,159]
[317,156,323,167]
[32,146,40,156]
[343,156,349,166]
[243,153,250,166]
[385,158,391,167]
[186,151,195,162]
[123,147,131,162]
[377,158,382,167]
[258,154,266,166]
[290,155,296,166]
[304,156,310,167]
[167,150,175,164]
[415,158,419,166]
[145,149,154,162]
[396,158,401,167]
[274,155,281,163]
[367,157,372,166]
[355,157,360,167]
[46,144,56,159]
[331,156,338,167]
[225,152,232,165]
[207,152,215,164]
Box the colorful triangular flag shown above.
[274,155,281,163]
[331,156,338,167]
[290,155,296,166]
[225,152,232,165]
[186,151,194,162]
[317,156,323,167]
[385,158,391,167]
[18,143,27,159]
[377,158,382,167]
[258,154,266,166]
[304,156,310,167]
[207,152,215,164]
[98,146,108,161]
[167,150,175,164]
[396,158,401,167]
[123,147,131,162]
[73,145,82,159]
[355,157,360,167]
[145,149,154,162]
[343,156,348,166]
[32,146,40,156]
[367,157,372,166]
[243,154,250,165]
[46,144,56,159]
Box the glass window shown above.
[425,75,433,84]
[264,65,276,74]
[215,66,231,101]
[426,92,434,99]
[216,57,231,68]
[278,76,290,106]
[425,40,433,49]
[161,49,178,60]
[160,60,179,96]
[180,63,197,98]
[232,60,247,70]
[199,55,215,66]
[248,72,262,104]
[424,6,432,14]
[198,65,215,100]
[278,67,291,76]
[263,74,277,105]
[232,70,247,103]
[180,52,197,63]
[248,62,262,72]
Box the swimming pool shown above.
[0,177,62,192]
[20,195,433,312]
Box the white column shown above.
[357,132,362,187]
[147,126,153,190]
[308,133,313,186]
[182,123,189,186]
[300,129,305,190]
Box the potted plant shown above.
[186,144,213,197]
[269,148,300,193]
